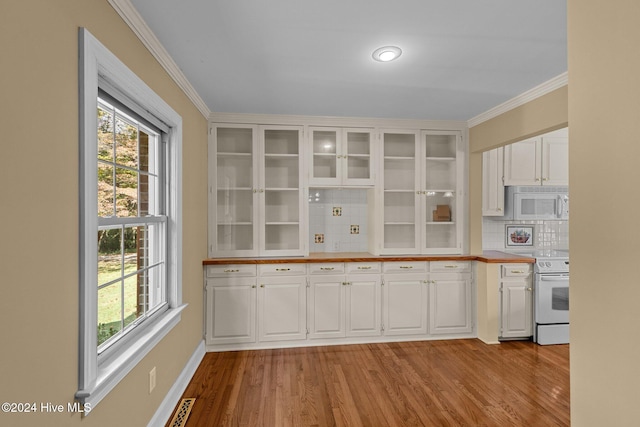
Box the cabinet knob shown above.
[535,178,541,182]
[260,284,265,288]
[399,266,413,269]
[276,268,291,272]
[320,267,335,271]
[357,266,372,270]
[527,287,533,291]
[444,265,458,269]
[251,285,256,288]
[223,269,240,273]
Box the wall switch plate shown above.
[149,367,156,393]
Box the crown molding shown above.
[210,111,467,131]
[467,72,568,128]
[108,0,210,119]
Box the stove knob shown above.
[545,261,552,268]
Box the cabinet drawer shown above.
[206,264,257,278]
[501,264,532,277]
[346,262,382,274]
[430,261,471,273]
[258,263,307,276]
[382,262,428,274]
[309,263,345,274]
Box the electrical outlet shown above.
[149,367,156,393]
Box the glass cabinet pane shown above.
[214,126,255,252]
[345,131,371,180]
[312,130,337,179]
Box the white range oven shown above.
[533,251,570,345]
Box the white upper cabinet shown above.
[209,124,307,257]
[482,147,505,216]
[309,127,375,187]
[375,130,463,255]
[504,128,568,186]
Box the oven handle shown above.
[540,276,570,282]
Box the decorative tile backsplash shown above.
[483,217,569,251]
[309,189,368,252]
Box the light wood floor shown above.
[169,339,569,427]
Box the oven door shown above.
[535,274,570,324]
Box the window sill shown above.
[75,304,187,413]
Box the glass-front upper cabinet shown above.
[309,127,375,187]
[260,126,305,255]
[209,124,306,257]
[210,124,258,257]
[380,130,420,253]
[420,131,462,254]
[377,129,462,255]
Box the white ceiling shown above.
[129,0,566,121]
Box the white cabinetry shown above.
[258,275,307,342]
[209,124,306,257]
[308,263,381,339]
[382,262,429,335]
[504,128,568,186]
[205,265,257,345]
[428,261,472,335]
[482,147,505,216]
[376,130,463,255]
[499,263,533,339]
[205,264,307,347]
[309,127,375,186]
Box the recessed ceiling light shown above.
[372,46,402,62]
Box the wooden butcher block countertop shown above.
[203,251,534,265]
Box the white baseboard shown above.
[148,340,205,427]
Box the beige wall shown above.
[0,1,208,426]
[568,1,640,425]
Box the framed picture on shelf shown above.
[506,225,534,247]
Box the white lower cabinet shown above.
[382,274,429,336]
[428,261,472,335]
[205,277,257,345]
[499,264,533,339]
[308,263,382,339]
[205,261,475,350]
[258,276,307,342]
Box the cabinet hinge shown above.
[381,323,385,332]
[306,328,310,335]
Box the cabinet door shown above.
[209,124,259,257]
[382,274,428,335]
[542,136,569,186]
[421,130,463,254]
[259,125,306,256]
[504,138,540,186]
[258,276,307,342]
[309,127,340,186]
[429,274,472,335]
[482,147,505,216]
[205,278,256,345]
[380,130,420,254]
[345,275,381,337]
[308,276,345,339]
[500,279,533,339]
[343,128,375,186]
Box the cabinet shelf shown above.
[425,156,455,161]
[384,156,415,161]
[425,221,455,225]
[217,222,253,226]
[264,153,299,158]
[217,187,252,191]
[384,221,416,225]
[265,221,300,226]
[217,152,252,157]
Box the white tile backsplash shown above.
[309,188,369,252]
[482,217,569,251]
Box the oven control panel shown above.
[535,259,569,273]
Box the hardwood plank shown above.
[169,340,569,427]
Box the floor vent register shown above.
[169,398,195,427]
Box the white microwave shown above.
[503,186,569,220]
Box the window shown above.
[77,28,185,410]
[96,98,166,350]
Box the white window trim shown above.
[77,27,185,411]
